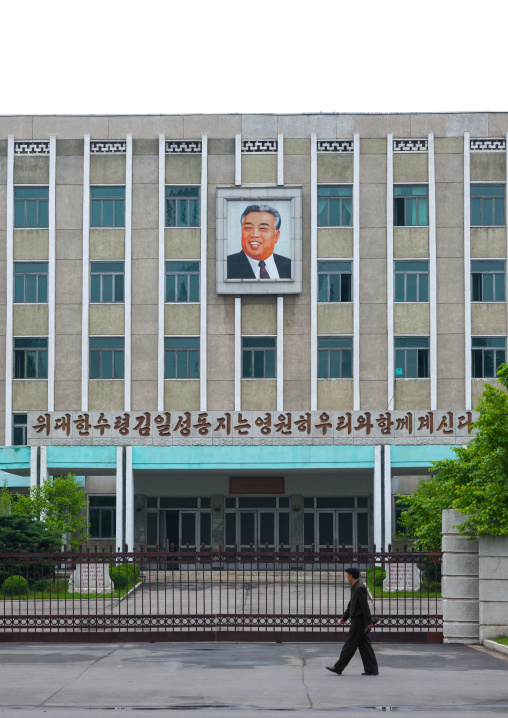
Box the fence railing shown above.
[0,544,442,642]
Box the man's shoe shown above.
[362,671,379,675]
[326,666,342,675]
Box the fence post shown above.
[442,509,479,644]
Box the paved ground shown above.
[0,641,507,717]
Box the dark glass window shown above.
[90,186,125,227]
[165,186,200,227]
[14,262,48,303]
[471,260,505,302]
[165,261,200,302]
[14,187,49,228]
[317,185,352,227]
[472,336,506,378]
[394,336,429,378]
[12,414,28,446]
[14,337,48,379]
[394,185,428,226]
[90,262,124,303]
[164,337,200,378]
[394,261,429,302]
[89,337,124,379]
[242,337,276,378]
[89,496,116,539]
[318,261,352,302]
[318,337,352,378]
[470,184,505,226]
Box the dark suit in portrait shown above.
[227,251,291,279]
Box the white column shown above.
[158,135,165,411]
[125,446,134,551]
[124,134,133,411]
[383,445,392,550]
[310,134,318,410]
[81,135,91,411]
[5,136,14,445]
[235,134,242,186]
[353,133,361,409]
[373,445,382,550]
[235,297,241,411]
[39,446,47,484]
[428,133,437,410]
[277,296,284,410]
[506,134,508,342]
[30,446,38,490]
[386,134,394,409]
[464,133,472,410]
[47,135,56,412]
[115,446,124,550]
[200,135,208,411]
[277,133,284,186]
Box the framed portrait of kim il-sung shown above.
[216,186,302,295]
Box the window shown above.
[14,262,48,303]
[89,496,116,539]
[164,337,200,378]
[14,187,49,228]
[394,500,411,537]
[394,336,429,378]
[90,262,124,303]
[89,337,124,379]
[12,414,28,446]
[393,185,428,226]
[318,336,352,378]
[165,186,200,227]
[318,261,352,302]
[14,337,48,379]
[317,185,352,227]
[165,261,200,302]
[471,184,505,226]
[394,261,429,302]
[471,260,506,302]
[472,337,506,378]
[90,186,125,227]
[242,337,276,378]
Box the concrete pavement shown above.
[0,641,507,717]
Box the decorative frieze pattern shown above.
[14,141,49,155]
[470,138,506,151]
[241,140,277,153]
[27,410,477,447]
[166,140,202,154]
[393,139,428,152]
[90,141,126,154]
[317,140,353,153]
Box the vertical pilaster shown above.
[30,446,38,490]
[47,135,56,411]
[383,445,392,549]
[124,134,133,411]
[115,446,124,550]
[81,135,90,411]
[428,133,437,410]
[277,296,283,410]
[373,445,382,550]
[125,446,134,550]
[235,297,241,411]
[464,133,471,410]
[158,135,165,411]
[235,134,241,186]
[200,135,208,411]
[386,134,394,409]
[5,136,14,444]
[277,133,284,186]
[310,134,318,410]
[353,133,360,409]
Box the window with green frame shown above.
[242,337,276,378]
[165,186,200,227]
[394,185,428,226]
[317,185,352,227]
[470,184,505,226]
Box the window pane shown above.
[189,350,199,378]
[114,200,125,227]
[494,198,505,225]
[90,351,101,378]
[166,275,176,302]
[14,201,25,228]
[342,198,352,226]
[495,273,505,301]
[242,351,253,378]
[471,197,481,225]
[418,349,429,378]
[165,351,176,378]
[26,350,37,378]
[91,201,102,227]
[189,274,200,302]
[253,350,264,378]
[178,200,188,227]
[394,274,405,302]
[265,350,276,378]
[394,197,405,226]
[342,350,352,378]
[102,274,113,302]
[318,274,328,302]
[341,274,352,302]
[114,274,124,302]
[482,273,494,301]
[483,200,493,226]
[177,275,188,302]
[419,273,428,302]
[317,198,328,227]
[484,349,494,377]
[318,350,328,378]
[329,274,341,302]
[329,199,341,226]
[90,275,101,302]
[176,350,188,378]
[102,199,114,227]
[418,199,428,225]
[472,350,483,378]
[329,350,341,378]
[189,199,200,226]
[38,275,48,303]
[114,351,124,379]
[14,276,25,303]
[26,201,38,228]
[472,273,482,301]
[101,510,113,538]
[90,510,100,538]
[102,351,113,379]
[405,349,416,377]
[166,199,176,226]
[405,198,417,226]
[38,201,48,228]
[405,274,417,302]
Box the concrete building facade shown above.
[0,112,506,552]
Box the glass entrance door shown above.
[228,510,277,548]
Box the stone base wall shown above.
[479,535,508,642]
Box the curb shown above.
[483,639,508,656]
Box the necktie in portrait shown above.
[259,260,270,279]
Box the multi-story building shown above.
[0,112,505,552]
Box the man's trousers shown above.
[333,620,378,674]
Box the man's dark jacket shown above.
[342,579,372,624]
[227,251,291,279]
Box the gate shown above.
[0,544,442,643]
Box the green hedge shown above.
[2,575,28,596]
[110,563,141,590]
[366,565,386,588]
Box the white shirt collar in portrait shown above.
[245,252,280,279]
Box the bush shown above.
[110,563,141,590]
[34,578,51,592]
[2,575,28,596]
[367,565,386,587]
[0,515,61,585]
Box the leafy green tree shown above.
[0,514,62,584]
[4,474,89,549]
[398,364,508,549]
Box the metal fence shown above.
[0,544,442,643]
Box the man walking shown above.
[326,566,379,676]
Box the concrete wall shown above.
[479,534,508,642]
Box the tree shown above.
[3,474,89,549]
[0,515,62,583]
[398,364,508,549]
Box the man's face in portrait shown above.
[241,211,280,261]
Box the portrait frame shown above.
[216,186,303,295]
